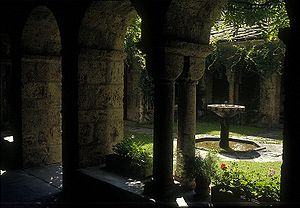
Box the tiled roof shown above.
[210,22,266,42]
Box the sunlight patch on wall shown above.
[0,170,7,175]
[3,135,14,142]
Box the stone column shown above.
[144,49,183,200]
[168,42,211,188]
[259,72,281,127]
[226,68,235,104]
[78,48,125,167]
[21,55,62,167]
[176,57,206,186]
[279,24,300,204]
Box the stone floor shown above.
[0,165,62,208]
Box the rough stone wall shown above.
[259,73,282,127]
[21,56,62,167]
[21,6,61,56]
[21,6,62,168]
[78,49,125,167]
[78,1,136,167]
[165,0,226,44]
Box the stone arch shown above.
[21,6,62,168]
[78,1,136,167]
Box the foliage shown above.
[219,0,290,41]
[124,131,153,153]
[112,135,152,169]
[214,161,280,202]
[184,151,219,180]
[208,1,288,77]
[124,15,154,112]
[124,15,144,68]
[207,40,285,78]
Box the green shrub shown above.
[213,162,280,203]
[112,136,152,169]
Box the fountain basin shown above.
[195,137,265,152]
[207,104,245,118]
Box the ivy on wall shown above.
[219,0,290,41]
[207,41,286,78]
[208,0,289,78]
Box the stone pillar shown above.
[259,72,281,127]
[21,55,62,167]
[176,58,205,181]
[125,67,143,122]
[78,48,125,167]
[144,49,183,200]
[171,43,211,188]
[279,24,300,204]
[226,69,235,104]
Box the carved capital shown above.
[177,56,206,82]
[188,56,206,81]
[162,52,184,81]
[165,40,212,58]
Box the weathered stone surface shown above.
[78,122,95,145]
[50,126,62,145]
[95,85,123,109]
[21,58,62,168]
[78,108,123,123]
[23,145,61,167]
[79,60,124,85]
[21,6,61,55]
[78,60,108,84]
[78,1,136,50]
[22,57,61,82]
[46,145,62,165]
[259,73,281,127]
[165,0,226,44]
[79,84,123,109]
[23,146,49,167]
[22,82,48,99]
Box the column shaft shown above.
[176,80,197,178]
[153,80,176,186]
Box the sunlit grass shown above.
[196,121,283,141]
[124,131,153,154]
[219,161,282,177]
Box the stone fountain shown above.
[207,104,245,149]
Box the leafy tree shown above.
[208,0,289,76]
[217,0,290,41]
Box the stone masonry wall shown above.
[22,56,62,167]
[126,67,143,122]
[78,49,125,167]
[259,72,281,127]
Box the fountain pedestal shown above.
[207,104,245,149]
